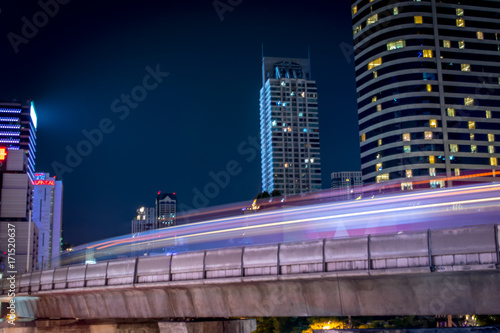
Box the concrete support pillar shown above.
[158,319,256,333]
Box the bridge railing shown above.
[2,224,499,295]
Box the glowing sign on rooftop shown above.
[30,101,37,130]
[32,180,55,186]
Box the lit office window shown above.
[456,8,464,16]
[443,40,451,48]
[491,157,498,166]
[403,133,411,141]
[468,121,475,129]
[425,131,433,140]
[373,71,378,78]
[464,97,474,106]
[486,110,492,118]
[456,18,465,27]
[354,25,362,35]
[455,168,460,176]
[360,133,366,142]
[376,162,383,171]
[376,173,389,183]
[368,57,382,70]
[429,155,435,164]
[488,133,495,142]
[352,5,357,15]
[427,84,432,92]
[450,144,458,152]
[489,146,495,154]
[414,16,423,24]
[393,7,398,15]
[470,133,475,141]
[471,145,478,153]
[459,40,465,49]
[447,108,455,117]
[377,104,382,111]
[429,119,437,128]
[401,182,413,190]
[387,40,406,50]
[404,145,411,153]
[477,31,484,39]
[378,139,382,146]
[429,168,436,176]
[372,96,377,102]
[367,14,378,26]
[406,169,413,178]
[423,49,433,58]
[461,63,471,71]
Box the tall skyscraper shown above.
[260,56,322,195]
[0,100,37,181]
[32,172,63,270]
[0,149,39,274]
[131,206,156,233]
[331,171,363,200]
[156,192,177,228]
[352,0,500,188]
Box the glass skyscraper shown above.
[352,0,500,188]
[260,56,322,195]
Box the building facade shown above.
[0,149,38,274]
[156,192,177,228]
[352,0,500,188]
[131,206,156,233]
[32,172,63,270]
[0,100,37,180]
[331,171,363,200]
[260,56,322,195]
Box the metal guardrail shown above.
[2,224,499,295]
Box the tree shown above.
[270,190,282,197]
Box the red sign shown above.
[33,180,55,186]
[0,147,6,161]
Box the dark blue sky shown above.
[0,0,360,245]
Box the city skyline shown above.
[0,0,360,245]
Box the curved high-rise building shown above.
[352,0,500,188]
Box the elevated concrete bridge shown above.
[2,224,499,321]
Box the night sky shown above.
[0,0,360,245]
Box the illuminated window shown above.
[491,157,498,166]
[489,145,495,154]
[377,104,382,111]
[486,110,492,118]
[425,131,433,140]
[477,31,484,40]
[423,49,433,58]
[426,84,432,92]
[393,7,398,15]
[456,18,465,27]
[404,145,411,153]
[464,97,474,106]
[406,169,413,178]
[378,139,382,146]
[429,168,436,176]
[376,173,389,183]
[414,16,423,24]
[456,8,464,16]
[447,108,455,117]
[376,162,383,171]
[461,63,471,71]
[360,133,366,142]
[372,96,377,102]
[368,57,382,70]
[455,168,460,176]
[450,144,458,152]
[352,5,357,15]
[403,133,411,141]
[488,133,495,142]
[470,133,475,141]
[468,121,475,129]
[459,40,465,49]
[373,71,378,78]
[471,145,477,153]
[354,25,362,35]
[401,182,413,190]
[443,40,451,48]
[430,180,445,189]
[429,119,437,128]
[429,155,435,164]
[367,14,378,26]
[387,40,406,50]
